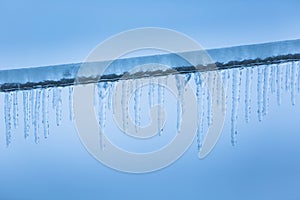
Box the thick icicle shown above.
[30,90,35,126]
[271,65,276,94]
[157,78,162,135]
[68,86,74,121]
[55,87,62,126]
[42,89,50,138]
[121,80,127,133]
[257,67,264,122]
[285,63,291,92]
[97,82,109,149]
[231,68,241,146]
[4,92,12,146]
[245,67,253,123]
[12,91,19,129]
[206,72,212,126]
[194,72,203,151]
[175,75,184,132]
[298,61,300,93]
[22,91,30,138]
[291,62,297,105]
[107,82,114,111]
[33,89,41,143]
[221,70,229,114]
[262,66,270,116]
[276,64,282,106]
[134,79,141,133]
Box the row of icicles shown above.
[2,61,300,151]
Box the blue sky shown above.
[1,0,300,68]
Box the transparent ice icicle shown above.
[68,86,74,121]
[262,66,270,116]
[157,78,162,135]
[12,91,19,129]
[194,72,203,151]
[231,68,241,146]
[42,89,50,138]
[175,74,184,132]
[55,87,62,126]
[298,61,300,93]
[33,89,41,143]
[97,82,110,149]
[4,92,12,146]
[245,67,253,123]
[134,79,141,133]
[291,62,297,105]
[257,67,264,122]
[276,64,282,106]
[22,91,30,138]
[30,89,35,126]
[285,63,291,91]
[271,64,276,94]
[206,72,212,126]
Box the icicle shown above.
[42,89,50,138]
[245,67,253,123]
[12,91,19,129]
[68,86,74,121]
[262,66,270,116]
[175,75,184,132]
[216,71,221,106]
[291,62,297,105]
[30,89,35,126]
[271,65,276,94]
[221,70,229,114]
[298,61,300,93]
[257,67,264,122]
[4,92,12,146]
[285,63,291,91]
[52,88,56,109]
[134,79,141,133]
[148,79,154,108]
[231,69,241,146]
[55,87,62,126]
[194,72,203,151]
[276,64,282,106]
[121,80,127,133]
[97,82,109,149]
[33,89,41,143]
[23,91,30,138]
[107,82,114,111]
[207,72,212,126]
[157,78,163,135]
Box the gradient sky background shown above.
[1,0,300,68]
[1,1,300,200]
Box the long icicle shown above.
[12,91,19,129]
[134,79,140,133]
[291,62,297,106]
[194,72,203,151]
[245,67,253,123]
[68,86,74,121]
[4,92,12,146]
[262,66,270,117]
[257,67,264,122]
[23,91,30,138]
[42,89,50,138]
[55,87,62,126]
[34,89,41,144]
[276,64,282,106]
[231,68,241,146]
[157,78,162,135]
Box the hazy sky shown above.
[1,0,300,68]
